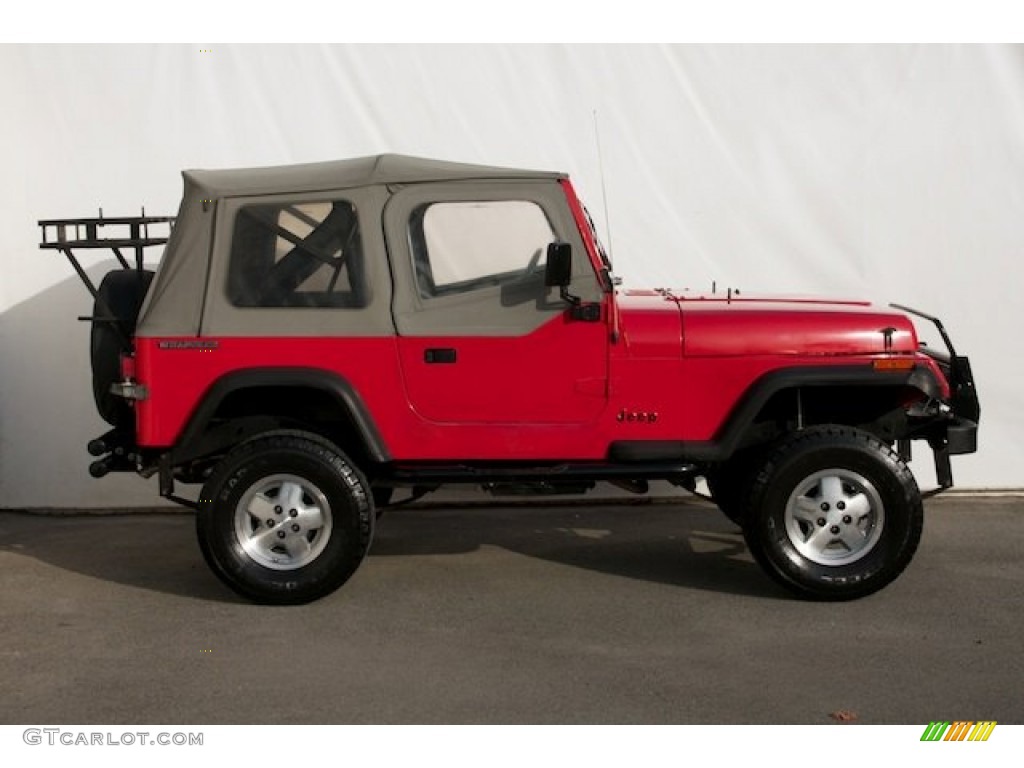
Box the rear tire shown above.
[742,426,922,600]
[196,432,374,604]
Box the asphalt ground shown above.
[0,496,1020,725]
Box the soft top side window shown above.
[409,200,554,298]
[228,199,367,308]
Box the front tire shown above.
[197,432,374,604]
[742,426,922,600]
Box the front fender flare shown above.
[609,364,922,463]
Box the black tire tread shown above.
[742,425,922,601]
[196,431,373,604]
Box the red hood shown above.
[617,289,918,357]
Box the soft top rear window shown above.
[228,199,367,308]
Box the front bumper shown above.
[892,303,980,490]
[946,417,978,456]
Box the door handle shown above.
[424,348,457,364]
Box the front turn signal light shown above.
[873,358,916,371]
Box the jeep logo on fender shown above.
[617,409,658,424]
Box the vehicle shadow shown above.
[0,511,238,603]
[0,499,783,603]
[372,498,782,599]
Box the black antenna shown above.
[592,110,615,262]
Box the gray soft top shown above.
[138,154,571,337]
[185,154,566,198]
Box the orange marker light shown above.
[873,358,916,371]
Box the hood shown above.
[616,289,918,358]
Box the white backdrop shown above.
[1,44,1021,508]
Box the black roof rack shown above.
[40,208,175,268]
[39,208,175,345]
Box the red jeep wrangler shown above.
[40,155,979,604]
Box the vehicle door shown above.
[383,180,608,425]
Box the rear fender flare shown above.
[171,367,390,464]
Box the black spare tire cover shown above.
[91,269,154,428]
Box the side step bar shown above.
[385,461,699,486]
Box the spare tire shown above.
[91,269,154,427]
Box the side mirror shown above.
[544,242,572,287]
